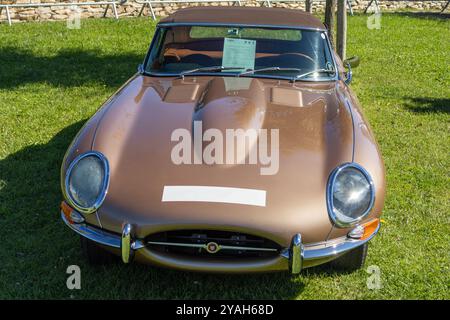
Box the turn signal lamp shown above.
[61,201,84,224]
[348,218,379,240]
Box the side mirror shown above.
[343,56,360,85]
[343,56,360,68]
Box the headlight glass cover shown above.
[65,152,109,213]
[327,163,374,227]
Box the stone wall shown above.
[1,1,448,24]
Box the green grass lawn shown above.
[0,13,449,299]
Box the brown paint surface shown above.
[60,9,385,271]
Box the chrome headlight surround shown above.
[327,163,375,228]
[63,151,110,214]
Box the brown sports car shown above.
[60,6,385,274]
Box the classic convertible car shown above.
[60,6,385,274]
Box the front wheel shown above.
[327,243,368,272]
[80,237,116,265]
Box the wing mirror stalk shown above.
[343,56,360,85]
[137,64,144,74]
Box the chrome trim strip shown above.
[143,72,336,83]
[142,25,338,83]
[157,22,326,31]
[344,98,356,162]
[281,222,380,260]
[95,211,103,229]
[63,151,110,214]
[61,211,121,248]
[147,241,278,253]
[148,242,204,249]
[142,26,163,76]
[326,162,376,228]
[61,212,145,250]
[323,31,340,82]
[62,209,379,269]
[306,222,380,260]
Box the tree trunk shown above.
[325,0,337,48]
[337,0,347,60]
[305,0,312,13]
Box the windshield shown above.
[144,25,336,81]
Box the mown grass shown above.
[0,13,449,299]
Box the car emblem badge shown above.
[206,242,220,254]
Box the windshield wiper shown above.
[178,66,245,79]
[291,68,336,82]
[239,67,303,76]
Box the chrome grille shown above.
[146,230,281,258]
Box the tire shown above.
[328,243,368,272]
[80,237,116,265]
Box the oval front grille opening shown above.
[145,230,282,259]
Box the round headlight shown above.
[64,151,109,214]
[327,163,374,227]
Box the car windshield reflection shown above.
[144,25,337,81]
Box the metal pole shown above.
[364,0,379,14]
[441,1,450,13]
[103,4,110,17]
[441,0,450,13]
[364,0,373,13]
[347,0,353,16]
[374,0,380,13]
[6,5,11,26]
[112,2,118,19]
[138,2,147,16]
[149,1,156,20]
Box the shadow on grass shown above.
[395,11,450,21]
[0,121,85,220]
[404,97,450,114]
[84,264,307,299]
[0,47,143,89]
[0,122,308,299]
[0,121,87,298]
[79,259,354,299]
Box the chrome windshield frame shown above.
[141,23,339,83]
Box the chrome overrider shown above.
[289,234,304,274]
[61,211,380,273]
[121,223,134,263]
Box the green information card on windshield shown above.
[222,38,256,71]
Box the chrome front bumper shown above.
[61,211,379,273]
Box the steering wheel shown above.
[180,54,216,66]
[164,52,181,63]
